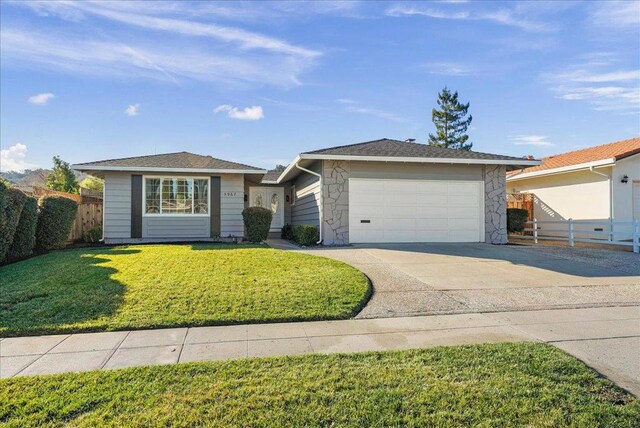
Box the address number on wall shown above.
[223,192,238,197]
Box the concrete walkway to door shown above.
[2,306,638,395]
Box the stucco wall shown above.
[484,165,507,244]
[612,154,639,222]
[508,168,612,221]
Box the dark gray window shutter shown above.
[131,175,142,238]
[211,176,221,237]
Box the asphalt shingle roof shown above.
[74,151,263,171]
[507,137,640,177]
[261,169,283,182]
[303,138,531,162]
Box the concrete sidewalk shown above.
[2,306,638,395]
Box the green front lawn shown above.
[1,343,638,427]
[0,244,370,337]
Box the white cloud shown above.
[60,2,320,59]
[346,106,405,122]
[555,69,640,83]
[589,1,640,28]
[125,104,140,117]
[337,100,405,122]
[386,4,554,32]
[1,28,313,87]
[27,92,55,105]
[214,104,264,121]
[420,62,474,76]
[545,58,640,113]
[0,143,39,172]
[1,2,321,87]
[510,135,555,147]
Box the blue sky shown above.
[1,0,639,172]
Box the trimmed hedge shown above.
[7,196,38,260]
[292,224,319,247]
[242,206,273,243]
[507,208,529,233]
[0,182,7,261]
[0,187,26,262]
[36,196,78,251]
[83,225,103,243]
[281,223,294,240]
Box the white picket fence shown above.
[512,219,640,253]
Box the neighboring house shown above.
[72,139,539,245]
[507,137,640,224]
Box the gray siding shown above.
[103,172,132,239]
[221,174,244,237]
[143,217,209,238]
[349,161,483,181]
[103,171,245,241]
[291,161,321,226]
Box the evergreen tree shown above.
[45,156,79,193]
[428,87,473,151]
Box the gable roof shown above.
[304,138,534,162]
[275,138,541,183]
[261,169,284,183]
[72,152,265,174]
[507,137,640,180]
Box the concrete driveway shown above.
[301,243,640,318]
[297,242,640,395]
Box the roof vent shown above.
[405,138,416,143]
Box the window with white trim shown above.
[144,177,209,215]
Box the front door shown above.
[249,187,285,231]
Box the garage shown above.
[348,178,484,243]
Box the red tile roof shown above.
[507,137,640,177]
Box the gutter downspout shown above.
[295,161,323,245]
[589,166,613,219]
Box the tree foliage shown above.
[428,87,473,151]
[79,176,104,192]
[45,156,79,194]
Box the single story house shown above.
[72,138,540,245]
[507,137,640,224]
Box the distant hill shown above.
[1,169,89,188]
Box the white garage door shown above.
[349,178,484,243]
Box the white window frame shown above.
[290,184,296,206]
[143,176,211,217]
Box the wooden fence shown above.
[69,203,103,242]
[507,193,534,222]
[31,187,83,203]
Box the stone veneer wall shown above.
[322,160,350,245]
[484,165,508,244]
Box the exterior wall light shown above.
[621,175,629,184]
